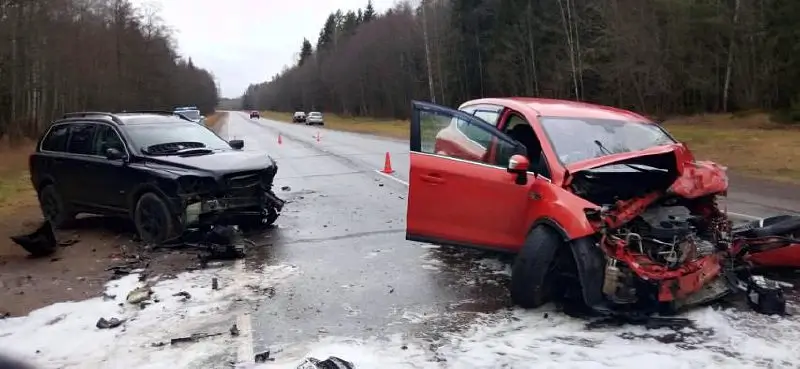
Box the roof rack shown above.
[62,112,124,125]
[119,110,193,122]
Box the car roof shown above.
[462,97,651,122]
[114,113,189,125]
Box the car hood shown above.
[565,144,689,174]
[143,150,276,176]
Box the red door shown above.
[406,100,534,251]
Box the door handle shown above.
[420,173,445,184]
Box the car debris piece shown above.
[126,286,153,304]
[297,356,355,369]
[169,332,223,345]
[230,324,239,336]
[10,220,57,258]
[173,291,191,301]
[254,350,272,363]
[212,277,219,290]
[96,317,124,329]
[745,275,787,315]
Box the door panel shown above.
[407,100,532,251]
[87,125,131,211]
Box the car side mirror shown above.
[507,154,529,185]
[105,147,125,161]
[229,139,244,150]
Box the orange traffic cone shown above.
[278,134,282,145]
[382,152,394,174]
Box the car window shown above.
[540,116,677,165]
[474,110,500,126]
[93,125,125,155]
[419,108,520,167]
[176,110,201,120]
[124,122,231,152]
[455,119,494,148]
[41,124,70,152]
[66,123,98,155]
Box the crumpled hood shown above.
[143,150,276,176]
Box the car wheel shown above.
[134,192,177,244]
[511,225,579,308]
[38,184,75,229]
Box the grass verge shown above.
[0,141,37,213]
[204,111,227,130]
[263,110,800,184]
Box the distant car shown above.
[30,110,285,244]
[250,111,260,119]
[174,106,206,125]
[292,111,306,123]
[306,112,324,125]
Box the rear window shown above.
[41,124,70,152]
[309,112,322,117]
[176,110,201,120]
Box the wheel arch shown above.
[527,218,607,310]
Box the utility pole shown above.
[421,0,435,103]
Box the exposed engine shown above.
[618,204,717,269]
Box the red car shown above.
[407,98,799,318]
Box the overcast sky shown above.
[128,0,397,98]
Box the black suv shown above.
[30,111,285,244]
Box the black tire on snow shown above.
[511,225,568,308]
[134,192,177,244]
[37,184,75,229]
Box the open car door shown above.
[406,100,533,252]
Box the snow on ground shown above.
[0,263,299,369]
[254,304,800,369]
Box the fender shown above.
[127,181,181,218]
[526,180,599,240]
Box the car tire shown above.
[38,184,75,229]
[134,192,178,244]
[511,225,573,308]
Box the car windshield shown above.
[176,110,201,120]
[125,122,231,153]
[539,116,677,166]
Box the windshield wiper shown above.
[593,140,651,173]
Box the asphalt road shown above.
[218,112,800,366]
[221,112,511,360]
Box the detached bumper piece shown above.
[744,275,787,315]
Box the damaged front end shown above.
[176,165,285,230]
[571,151,786,317]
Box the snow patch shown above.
[254,306,799,368]
[0,263,299,369]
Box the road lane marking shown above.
[375,170,409,186]
[727,211,761,220]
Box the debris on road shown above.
[229,324,239,336]
[95,317,124,329]
[10,221,58,258]
[172,291,191,301]
[297,356,355,369]
[168,332,223,345]
[211,277,219,290]
[254,350,272,363]
[126,286,153,304]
